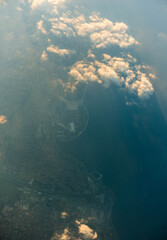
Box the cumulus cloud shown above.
[68,52,155,100]
[47,45,74,56]
[69,61,98,83]
[105,54,154,99]
[96,60,121,87]
[48,13,139,48]
[32,4,154,102]
[69,59,122,89]
[129,72,154,99]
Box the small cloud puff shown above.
[29,0,45,9]
[41,50,48,61]
[0,115,7,124]
[47,45,74,56]
[37,20,47,35]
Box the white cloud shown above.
[48,13,139,48]
[29,0,69,13]
[37,20,47,35]
[78,224,98,239]
[47,45,74,56]
[130,73,154,99]
[0,115,7,124]
[95,60,121,87]
[68,52,155,100]
[32,5,154,102]
[69,59,121,88]
[69,61,98,83]
[41,50,48,61]
[49,16,79,37]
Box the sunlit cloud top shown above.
[47,13,139,48]
[27,0,155,103]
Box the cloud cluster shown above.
[32,2,155,102]
[68,52,155,99]
[48,13,139,48]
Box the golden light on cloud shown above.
[0,115,7,124]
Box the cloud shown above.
[61,211,68,219]
[0,115,7,124]
[68,52,155,100]
[29,0,45,10]
[69,59,122,89]
[78,224,98,239]
[49,16,78,37]
[32,5,154,102]
[130,72,154,99]
[41,50,48,61]
[88,49,95,59]
[48,13,139,48]
[47,45,74,56]
[69,61,98,83]
[149,73,157,79]
[105,54,154,99]
[37,20,47,35]
[29,0,69,13]
[95,60,121,87]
